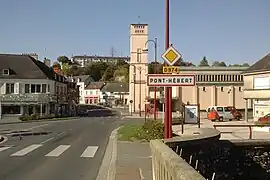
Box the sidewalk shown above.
[115,141,152,180]
[172,119,270,140]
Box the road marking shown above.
[57,132,65,136]
[11,144,42,156]
[26,124,48,131]
[46,145,70,157]
[80,146,98,158]
[0,146,11,152]
[40,137,54,144]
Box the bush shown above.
[118,119,164,142]
[255,121,270,127]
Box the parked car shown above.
[227,106,242,120]
[258,113,270,122]
[207,106,234,121]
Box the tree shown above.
[84,62,108,81]
[199,56,210,66]
[102,65,117,81]
[148,62,163,74]
[212,61,227,67]
[69,66,85,76]
[57,56,70,64]
[242,63,250,67]
[114,66,129,83]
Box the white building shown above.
[71,55,130,67]
[73,75,94,104]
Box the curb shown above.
[0,135,8,144]
[0,117,80,125]
[96,127,121,180]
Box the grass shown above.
[117,119,165,142]
[118,124,142,141]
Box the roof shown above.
[242,53,270,74]
[85,82,105,90]
[73,75,94,86]
[72,55,130,61]
[0,54,66,82]
[101,82,129,92]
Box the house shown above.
[242,53,270,121]
[84,82,105,104]
[71,55,130,67]
[73,75,95,104]
[100,82,129,106]
[0,54,68,119]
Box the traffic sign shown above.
[161,45,182,66]
[147,74,195,87]
[163,66,180,74]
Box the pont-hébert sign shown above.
[147,74,196,87]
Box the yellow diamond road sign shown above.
[161,45,182,66]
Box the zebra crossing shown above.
[0,144,99,158]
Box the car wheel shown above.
[219,117,223,121]
[229,119,232,121]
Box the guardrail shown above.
[213,124,270,140]
[150,128,220,180]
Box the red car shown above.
[258,113,270,122]
[227,106,242,120]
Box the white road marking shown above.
[26,124,48,131]
[11,144,42,156]
[139,168,145,180]
[0,146,11,152]
[80,146,98,158]
[57,132,65,136]
[45,145,70,157]
[40,137,54,144]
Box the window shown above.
[221,87,224,92]
[42,84,46,93]
[36,84,41,93]
[203,87,206,92]
[2,105,20,114]
[47,84,50,93]
[239,87,242,91]
[224,107,230,112]
[216,107,223,112]
[137,48,141,62]
[31,84,36,93]
[25,84,30,93]
[6,83,14,94]
[2,69,9,75]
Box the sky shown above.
[0,0,269,66]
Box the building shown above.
[22,53,39,60]
[242,53,270,121]
[66,78,80,115]
[129,24,149,113]
[71,55,130,67]
[146,66,251,111]
[0,54,68,119]
[84,82,105,104]
[73,75,95,104]
[101,82,129,106]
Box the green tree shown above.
[84,62,108,81]
[199,56,210,66]
[212,61,227,67]
[69,66,85,76]
[242,63,250,67]
[114,66,129,83]
[57,56,70,64]
[102,65,117,81]
[148,62,163,74]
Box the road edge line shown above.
[96,126,120,180]
[0,135,8,144]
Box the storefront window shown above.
[2,105,20,114]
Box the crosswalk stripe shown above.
[80,146,98,158]
[11,144,42,156]
[45,145,70,157]
[0,146,11,152]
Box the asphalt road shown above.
[0,116,123,180]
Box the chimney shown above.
[44,58,51,67]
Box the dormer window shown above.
[2,69,9,75]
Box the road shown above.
[0,116,123,180]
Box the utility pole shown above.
[164,0,172,139]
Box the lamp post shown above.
[143,38,158,120]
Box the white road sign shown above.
[147,74,195,87]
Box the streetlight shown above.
[143,38,158,120]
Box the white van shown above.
[207,106,234,121]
